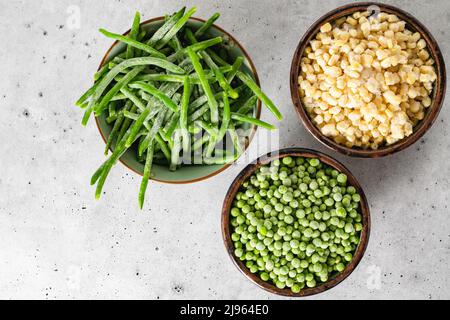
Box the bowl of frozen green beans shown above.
[222,148,370,297]
[75,7,282,208]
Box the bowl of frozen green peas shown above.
[221,148,370,296]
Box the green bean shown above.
[188,103,209,122]
[126,12,141,59]
[204,123,219,157]
[167,37,223,62]
[231,113,275,130]
[137,30,147,41]
[228,124,243,156]
[82,57,185,125]
[129,82,178,113]
[95,124,147,199]
[108,57,125,70]
[195,12,220,37]
[146,82,184,120]
[94,66,145,115]
[155,133,171,161]
[171,34,183,52]
[76,83,97,107]
[125,107,151,148]
[237,95,258,115]
[108,101,117,117]
[156,7,197,50]
[95,128,134,199]
[227,56,244,83]
[170,129,182,171]
[137,74,186,83]
[218,92,231,142]
[205,93,229,156]
[104,102,131,155]
[100,29,166,58]
[230,87,253,112]
[106,114,117,124]
[192,133,209,152]
[138,143,154,209]
[207,48,229,67]
[123,110,139,120]
[180,76,191,153]
[187,48,219,124]
[214,67,238,99]
[117,104,137,143]
[185,29,238,99]
[111,93,127,101]
[189,37,222,52]
[147,7,186,46]
[120,87,147,111]
[203,154,236,165]
[81,107,93,125]
[189,95,208,112]
[90,162,106,186]
[94,64,109,82]
[188,88,231,114]
[163,113,180,142]
[131,73,216,85]
[79,102,88,109]
[196,120,217,136]
[139,108,167,156]
[237,71,283,120]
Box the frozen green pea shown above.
[299,183,308,193]
[284,215,294,224]
[336,207,347,217]
[260,272,270,281]
[352,193,361,202]
[308,158,320,167]
[337,173,347,184]
[324,198,334,207]
[282,157,293,165]
[336,263,345,272]
[333,193,343,202]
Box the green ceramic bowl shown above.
[96,17,262,183]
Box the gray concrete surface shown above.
[0,0,449,300]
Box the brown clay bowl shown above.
[290,2,446,158]
[221,148,371,297]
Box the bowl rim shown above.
[221,147,371,297]
[95,16,262,184]
[290,1,447,158]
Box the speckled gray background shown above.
[0,0,449,300]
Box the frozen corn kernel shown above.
[298,11,437,149]
[320,22,332,33]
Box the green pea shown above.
[309,181,319,190]
[324,198,334,207]
[352,194,361,202]
[302,199,312,208]
[336,263,345,272]
[282,157,293,165]
[235,248,243,257]
[333,193,343,202]
[284,215,294,224]
[337,173,347,184]
[299,183,308,193]
[309,158,320,167]
[306,279,316,288]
